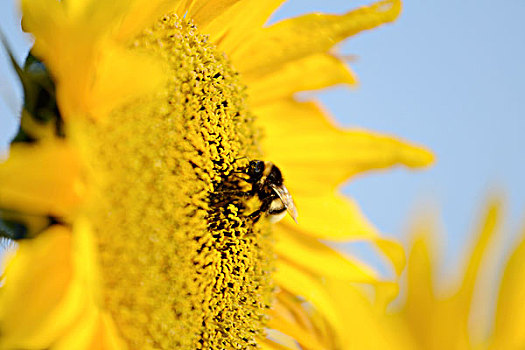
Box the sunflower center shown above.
[70,15,273,349]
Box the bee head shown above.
[247,160,265,183]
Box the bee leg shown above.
[210,190,254,207]
[247,197,272,223]
[230,174,249,182]
[248,209,263,223]
[214,190,253,197]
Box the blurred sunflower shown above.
[396,198,525,350]
[0,0,433,349]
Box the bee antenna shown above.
[233,156,250,163]
[232,174,247,181]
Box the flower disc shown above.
[70,16,272,349]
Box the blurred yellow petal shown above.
[23,0,124,53]
[491,225,525,349]
[268,309,325,350]
[274,273,413,349]
[0,226,84,349]
[324,278,415,349]
[374,237,406,276]
[23,0,168,121]
[455,198,502,327]
[63,0,123,25]
[247,53,357,106]
[274,224,378,282]
[205,0,286,53]
[274,259,341,330]
[255,99,434,193]
[260,338,299,350]
[401,218,471,350]
[397,198,507,350]
[277,194,405,278]
[72,218,102,305]
[63,1,159,38]
[55,311,126,350]
[53,306,99,350]
[20,0,65,57]
[93,313,127,350]
[115,0,182,41]
[0,141,82,217]
[188,0,241,29]
[0,216,104,349]
[283,192,377,240]
[274,291,317,336]
[404,231,437,346]
[82,43,167,120]
[233,0,401,75]
[373,280,400,311]
[53,219,107,349]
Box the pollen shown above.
[69,16,273,349]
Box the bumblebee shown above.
[244,160,298,224]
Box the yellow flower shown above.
[0,0,433,349]
[393,198,525,350]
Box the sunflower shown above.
[394,198,525,350]
[0,0,433,349]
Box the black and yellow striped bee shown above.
[244,160,298,224]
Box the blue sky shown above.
[273,0,525,274]
[1,1,524,276]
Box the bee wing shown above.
[270,184,298,223]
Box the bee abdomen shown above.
[268,198,286,223]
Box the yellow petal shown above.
[246,53,357,106]
[233,0,402,75]
[72,217,102,305]
[323,278,415,349]
[81,42,167,121]
[23,0,168,122]
[401,200,502,349]
[54,311,126,350]
[0,226,84,349]
[53,219,108,349]
[0,217,107,349]
[268,309,325,350]
[188,0,241,29]
[403,230,437,346]
[0,140,82,217]
[254,99,434,194]
[274,259,341,330]
[490,225,525,349]
[455,198,502,325]
[374,237,406,276]
[277,193,405,277]
[274,224,378,282]
[203,0,285,52]
[373,280,400,311]
[280,192,377,240]
[23,0,126,54]
[21,0,65,58]
[63,0,169,41]
[115,0,182,41]
[276,264,413,349]
[53,307,99,350]
[259,338,300,350]
[63,0,120,26]
[274,291,317,336]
